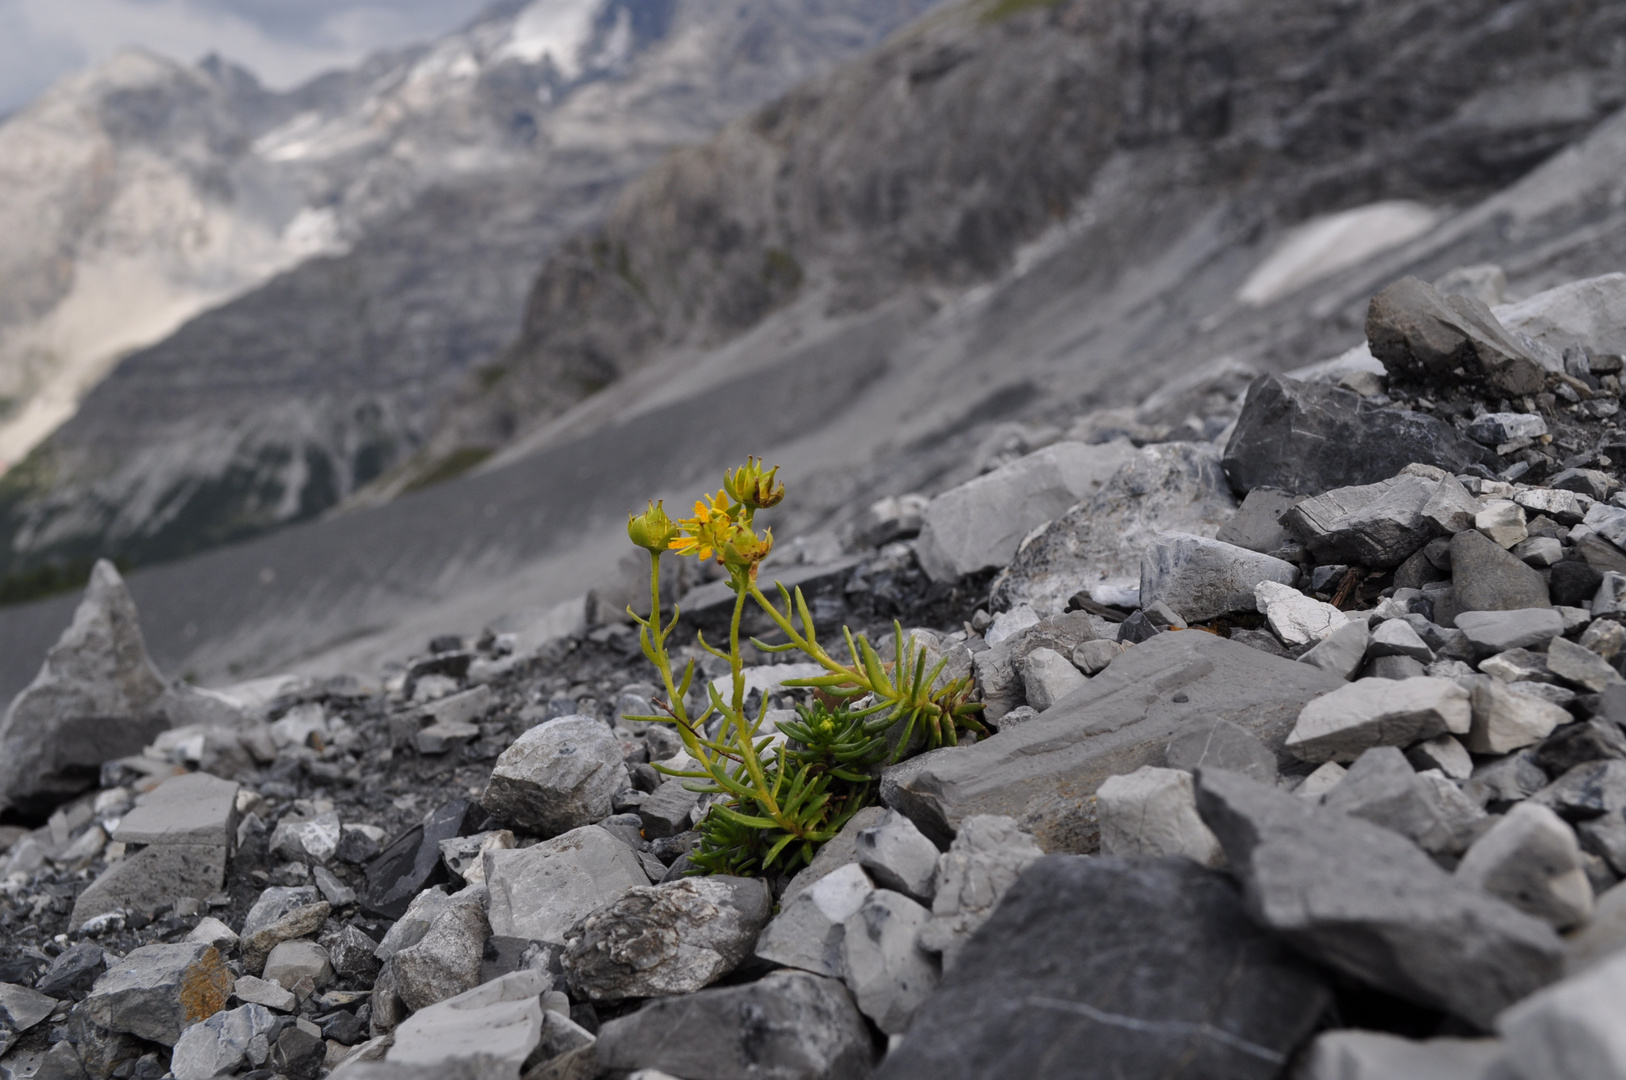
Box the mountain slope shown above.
[3,0,1626,698]
[0,0,945,585]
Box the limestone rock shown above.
[916,815,1044,971]
[1295,1031,1509,1080]
[1366,275,1546,396]
[1286,676,1471,763]
[386,969,546,1076]
[1137,533,1296,621]
[1455,608,1565,656]
[1281,475,1439,568]
[755,863,875,978]
[481,716,624,836]
[854,810,938,904]
[483,825,648,944]
[84,943,233,1046]
[839,890,937,1035]
[1498,946,1626,1080]
[1298,619,1371,680]
[1321,747,1484,857]
[0,561,169,816]
[1467,677,1570,755]
[393,900,488,1012]
[1456,802,1593,930]
[561,876,771,1002]
[170,1003,278,1080]
[1256,580,1348,646]
[262,940,332,994]
[1096,765,1223,866]
[1019,647,1087,712]
[0,982,56,1056]
[239,886,330,972]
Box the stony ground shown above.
[6,271,1626,1079]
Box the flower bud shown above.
[724,457,785,510]
[628,500,678,553]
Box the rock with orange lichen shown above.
[84,942,232,1045]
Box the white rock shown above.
[916,815,1044,972]
[983,604,1039,647]
[268,812,341,865]
[1516,487,1592,525]
[1408,734,1473,781]
[1476,500,1529,548]
[1467,677,1570,754]
[1071,639,1123,676]
[1256,580,1348,646]
[854,810,939,904]
[1579,619,1626,661]
[1286,677,1471,763]
[1296,1030,1509,1080]
[262,939,332,992]
[1513,535,1565,567]
[840,890,938,1036]
[1296,761,1347,799]
[483,825,646,944]
[1457,803,1592,930]
[1096,765,1223,866]
[754,863,874,977]
[1369,619,1434,663]
[1020,647,1088,712]
[1498,945,1626,1080]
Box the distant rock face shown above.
[0,560,167,815]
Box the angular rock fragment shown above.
[1163,717,1279,784]
[1467,677,1570,754]
[1547,636,1624,692]
[1281,475,1438,567]
[1297,620,1371,680]
[916,816,1043,971]
[854,810,938,903]
[0,982,56,1056]
[232,974,295,1012]
[1214,487,1297,554]
[890,633,1341,850]
[1322,747,1483,856]
[239,886,330,972]
[36,942,106,999]
[393,900,489,1011]
[1369,619,1434,662]
[593,971,874,1080]
[1195,769,1563,1028]
[386,970,546,1076]
[481,716,624,837]
[1366,275,1546,395]
[1454,608,1564,655]
[755,863,874,978]
[1286,676,1470,763]
[1498,947,1626,1080]
[1020,647,1087,712]
[561,876,771,1002]
[483,825,647,944]
[1421,474,1482,535]
[1255,580,1347,646]
[0,561,170,816]
[262,939,332,993]
[876,857,1329,1080]
[1456,803,1592,930]
[113,772,238,847]
[1295,1031,1509,1080]
[84,943,233,1046]
[916,441,1137,582]
[1137,533,1296,621]
[1476,500,1529,549]
[71,841,232,931]
[1531,760,1626,819]
[780,805,887,906]
[1469,412,1548,445]
[1440,530,1551,622]
[170,1003,278,1080]
[362,799,470,919]
[1408,733,1474,780]
[635,780,700,840]
[838,890,937,1036]
[1221,375,1490,496]
[971,611,1097,721]
[269,812,341,865]
[1096,765,1223,866]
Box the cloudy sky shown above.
[0,0,497,113]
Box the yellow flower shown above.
[670,491,735,562]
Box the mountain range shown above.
[2,0,1626,699]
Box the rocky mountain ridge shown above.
[0,0,945,585]
[7,264,1626,1077]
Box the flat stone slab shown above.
[483,825,647,944]
[113,771,239,848]
[885,632,1343,851]
[71,842,230,930]
[876,857,1329,1080]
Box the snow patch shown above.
[1238,201,1440,307]
[498,0,603,80]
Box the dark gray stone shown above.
[1552,558,1608,606]
[1215,487,1298,554]
[71,842,231,931]
[1137,533,1296,621]
[1364,654,1428,680]
[1163,717,1278,785]
[635,779,700,839]
[593,970,874,1080]
[37,943,106,999]
[1463,751,1550,810]
[1531,760,1626,820]
[1366,275,1546,396]
[875,857,1329,1080]
[84,943,233,1046]
[0,982,57,1056]
[1220,376,1491,497]
[480,716,624,837]
[887,632,1343,850]
[560,876,771,1002]
[1320,747,1483,856]
[1194,768,1563,1028]
[1439,530,1551,624]
[363,799,469,919]
[0,562,169,817]
[1281,475,1438,568]
[1577,812,1626,875]
[1534,718,1626,777]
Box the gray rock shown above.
[238,886,330,972]
[1456,802,1592,931]
[1137,533,1296,621]
[0,982,56,1056]
[1531,760,1626,819]
[875,856,1330,1080]
[262,939,332,993]
[270,1025,326,1080]
[1515,487,1591,526]
[917,441,1138,582]
[839,890,937,1035]
[1214,487,1297,554]
[1019,647,1087,712]
[1464,752,1550,810]
[970,611,1097,721]
[1595,570,1626,619]
[756,863,874,977]
[1298,620,1372,680]
[70,841,231,930]
[1455,608,1565,655]
[1322,747,1483,856]
[313,863,356,907]
[1479,647,1554,684]
[0,562,169,816]
[854,810,938,904]
[1370,618,1435,662]
[1535,717,1626,778]
[439,830,514,886]
[990,442,1237,615]
[1295,1031,1510,1080]
[781,806,888,907]
[84,943,233,1046]
[1366,275,1546,396]
[386,969,546,1077]
[1096,765,1223,865]
[481,716,624,837]
[231,974,295,1012]
[482,825,649,944]
[1579,618,1626,659]
[1467,678,1570,755]
[1515,535,1565,567]
[1497,947,1626,1080]
[113,772,237,847]
[1476,499,1530,548]
[36,942,106,999]
[1547,636,1624,692]
[323,925,382,981]
[393,900,487,1011]
[888,632,1342,850]
[1567,879,1626,975]
[561,876,771,1002]
[1365,654,1429,680]
[916,816,1044,971]
[1281,475,1439,568]
[1220,375,1491,497]
[169,1003,278,1080]
[1470,412,1548,445]
[635,780,700,839]
[1070,638,1123,676]
[594,970,874,1080]
[1440,530,1551,624]
[1256,581,1349,646]
[268,812,341,865]
[1421,474,1484,535]
[1407,733,1474,780]
[1163,717,1279,784]
[375,886,458,961]
[1194,768,1563,1028]
[1286,676,1471,764]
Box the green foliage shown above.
[624,463,985,877]
[403,446,494,493]
[980,0,1062,22]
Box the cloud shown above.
[0,0,496,113]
